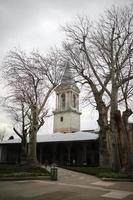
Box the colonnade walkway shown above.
[0,167,133,200]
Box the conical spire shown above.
[61,61,74,85]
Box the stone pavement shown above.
[0,167,133,200]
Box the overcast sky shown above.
[0,0,132,137]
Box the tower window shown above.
[60,116,63,122]
[61,93,65,109]
[57,93,59,109]
[73,94,76,108]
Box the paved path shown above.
[0,167,133,200]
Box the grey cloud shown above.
[0,0,131,60]
[0,0,130,40]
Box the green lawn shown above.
[63,166,133,179]
[0,164,50,177]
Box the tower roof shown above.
[61,62,74,85]
[55,61,80,93]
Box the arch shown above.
[61,93,65,109]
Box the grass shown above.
[0,164,50,177]
[63,166,133,179]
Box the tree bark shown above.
[110,87,121,172]
[122,109,133,170]
[84,77,111,168]
[27,105,39,167]
[20,135,28,165]
[28,131,38,167]
[97,102,111,167]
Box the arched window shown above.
[73,94,76,108]
[61,93,65,109]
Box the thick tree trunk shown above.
[20,136,28,165]
[94,92,111,168]
[122,110,133,170]
[82,76,111,168]
[110,87,121,172]
[92,91,111,168]
[112,109,133,171]
[114,111,125,169]
[110,106,132,171]
[126,123,133,170]
[28,131,38,167]
[27,105,39,167]
[97,105,111,168]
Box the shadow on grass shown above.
[62,166,133,179]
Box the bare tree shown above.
[3,48,63,167]
[5,97,30,165]
[62,5,133,171]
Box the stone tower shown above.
[53,62,81,133]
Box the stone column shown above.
[70,92,72,107]
[52,143,57,163]
[68,92,70,108]
[90,151,95,165]
[58,93,61,110]
[67,143,72,164]
[56,94,59,109]
[77,94,79,110]
[65,92,68,109]
[59,151,64,165]
[2,145,7,162]
[0,146,2,162]
[39,145,43,164]
[77,148,82,165]
[82,143,87,165]
[68,92,71,108]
